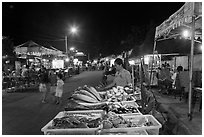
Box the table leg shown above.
[199,96,202,112]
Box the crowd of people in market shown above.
[2,65,67,92]
[3,57,198,106]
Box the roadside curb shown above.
[157,103,198,135]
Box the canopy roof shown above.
[155,2,202,40]
[14,40,65,57]
[129,2,202,60]
[154,2,202,117]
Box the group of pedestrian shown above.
[38,66,64,105]
[156,63,185,95]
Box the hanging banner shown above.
[155,2,201,39]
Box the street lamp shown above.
[71,27,77,34]
[65,26,78,55]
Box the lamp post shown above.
[65,26,78,56]
[65,26,78,68]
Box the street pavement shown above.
[2,70,104,135]
[2,70,202,135]
[153,90,202,135]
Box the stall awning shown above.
[155,2,202,39]
[156,38,202,55]
[14,40,66,57]
[15,40,42,53]
[153,2,202,119]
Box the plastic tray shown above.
[102,115,162,135]
[108,101,142,116]
[99,129,148,135]
[121,100,139,108]
[106,100,139,107]
[118,109,142,116]
[41,110,104,135]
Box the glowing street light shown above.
[65,25,79,59]
[70,47,75,51]
[70,26,78,34]
[182,30,190,38]
[128,60,135,66]
[65,57,70,62]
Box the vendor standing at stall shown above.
[99,58,132,90]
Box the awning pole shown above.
[188,14,195,121]
[140,57,145,113]
[132,65,134,89]
[149,39,157,87]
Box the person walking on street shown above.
[49,69,57,102]
[39,67,50,103]
[55,73,64,105]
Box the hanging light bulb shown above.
[182,30,190,38]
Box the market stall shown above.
[41,85,161,135]
[152,2,202,120]
[14,40,65,67]
[4,40,67,93]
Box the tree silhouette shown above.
[2,37,15,57]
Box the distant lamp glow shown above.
[75,52,85,56]
[129,60,135,65]
[182,30,190,38]
[93,60,98,64]
[29,59,34,62]
[70,26,78,34]
[65,58,70,62]
[73,58,79,65]
[144,56,150,64]
[70,47,75,51]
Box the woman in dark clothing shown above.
[39,67,50,103]
[49,69,57,102]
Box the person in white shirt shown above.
[99,58,132,90]
[172,66,183,89]
[55,73,64,105]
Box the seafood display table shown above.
[41,85,162,135]
[41,102,162,135]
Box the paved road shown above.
[2,71,104,135]
[3,70,201,135]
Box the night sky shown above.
[3,2,185,58]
